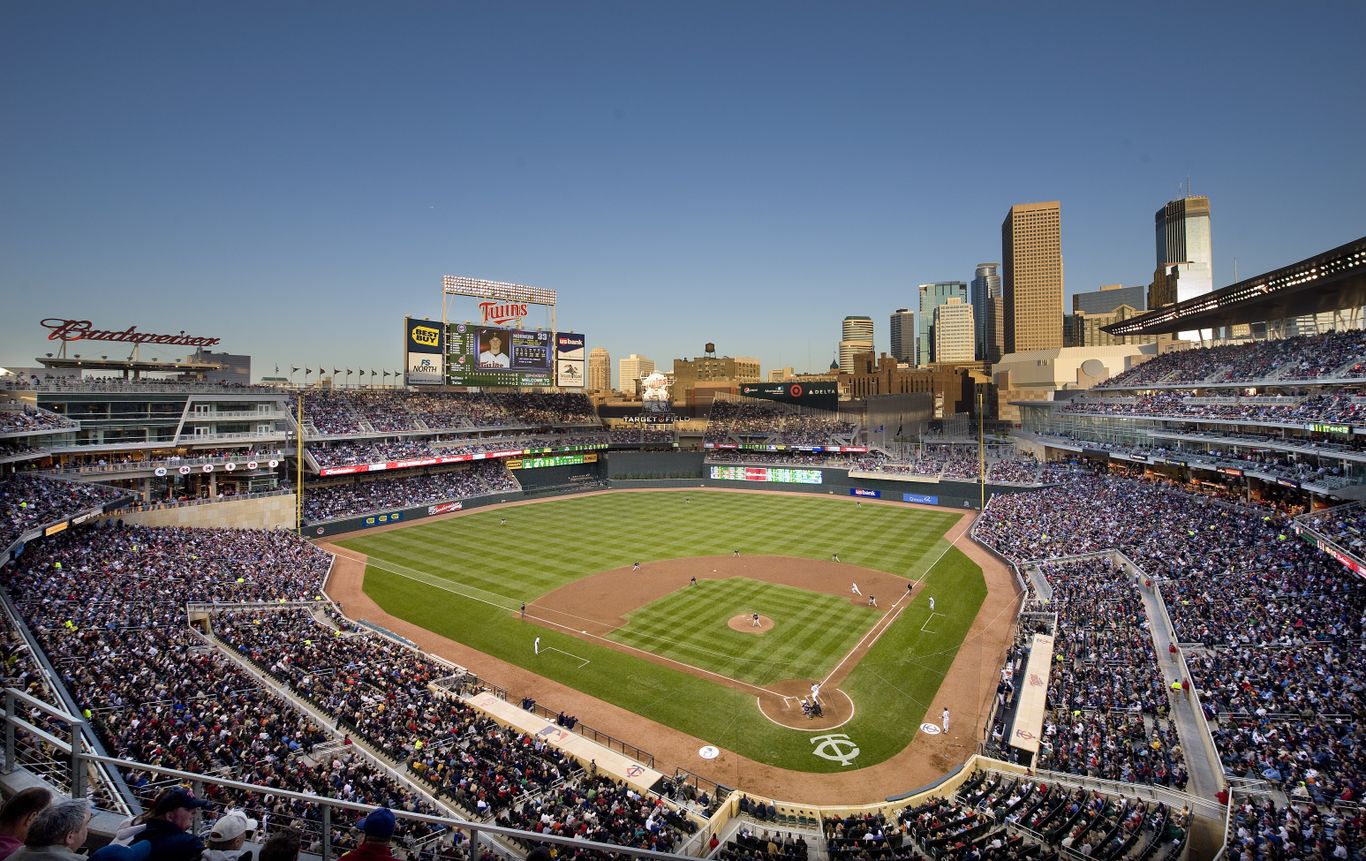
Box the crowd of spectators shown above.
[606,427,676,444]
[977,472,1366,806]
[1099,329,1366,389]
[1303,504,1366,558]
[212,608,689,853]
[0,524,451,852]
[306,391,599,437]
[0,407,73,434]
[309,434,606,469]
[1062,391,1366,426]
[0,475,123,549]
[705,401,856,447]
[302,463,518,522]
[849,447,1072,485]
[1227,794,1364,860]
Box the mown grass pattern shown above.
[609,578,877,685]
[341,491,985,772]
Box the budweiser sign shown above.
[41,318,221,347]
[478,301,528,326]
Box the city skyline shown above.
[3,3,1364,381]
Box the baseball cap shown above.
[151,788,213,815]
[357,807,396,839]
[209,810,259,842]
[90,844,152,861]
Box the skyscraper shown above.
[588,347,611,392]
[933,297,975,364]
[890,309,916,365]
[970,263,1002,361]
[1155,196,1213,338]
[618,353,655,397]
[839,316,874,374]
[917,282,969,366]
[1002,201,1063,353]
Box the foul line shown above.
[541,647,591,668]
[820,516,970,688]
[331,546,786,699]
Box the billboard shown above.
[445,323,553,387]
[556,332,585,388]
[740,381,838,411]
[405,317,444,386]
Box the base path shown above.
[321,492,1018,804]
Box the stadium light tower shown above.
[441,275,558,335]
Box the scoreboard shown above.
[709,465,823,484]
[445,324,553,387]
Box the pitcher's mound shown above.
[729,614,773,634]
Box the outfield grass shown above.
[340,491,985,772]
[609,578,878,685]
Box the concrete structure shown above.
[618,354,655,398]
[890,308,916,365]
[1072,284,1147,316]
[839,316,874,374]
[768,366,795,382]
[970,263,1002,361]
[671,354,761,401]
[991,345,1156,423]
[933,297,975,364]
[838,350,982,416]
[1069,305,1154,347]
[917,282,969,366]
[588,347,611,393]
[1002,201,1063,354]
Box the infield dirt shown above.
[321,489,1017,804]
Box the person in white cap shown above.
[202,811,257,861]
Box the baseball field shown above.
[333,490,986,773]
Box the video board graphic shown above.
[556,332,585,388]
[739,382,838,411]
[445,323,553,387]
[405,317,445,386]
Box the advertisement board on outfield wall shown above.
[849,488,881,498]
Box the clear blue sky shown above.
[3,1,1364,385]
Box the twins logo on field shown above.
[810,733,860,767]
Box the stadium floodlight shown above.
[442,275,557,307]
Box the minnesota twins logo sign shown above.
[810,733,860,767]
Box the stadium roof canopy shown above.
[36,356,220,375]
[1104,235,1366,336]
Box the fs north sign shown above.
[41,318,221,347]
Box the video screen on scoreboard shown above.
[445,323,553,386]
[709,465,823,484]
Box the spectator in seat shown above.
[202,811,257,861]
[0,788,52,861]
[9,799,92,861]
[131,788,212,861]
[339,808,397,861]
[257,830,300,861]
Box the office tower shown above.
[839,316,874,373]
[1002,201,1063,353]
[618,353,655,397]
[970,264,1002,360]
[1156,195,1213,338]
[1072,284,1147,316]
[890,309,916,365]
[918,282,969,365]
[588,347,611,392]
[933,297,975,364]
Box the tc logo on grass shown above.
[810,733,860,767]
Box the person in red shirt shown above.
[339,808,396,861]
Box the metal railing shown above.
[527,702,656,768]
[0,688,696,861]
